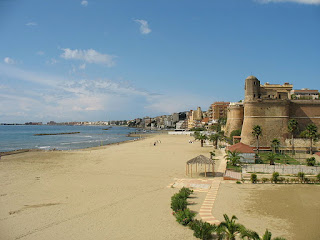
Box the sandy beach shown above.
[213,182,320,240]
[0,134,210,240]
[1,134,320,240]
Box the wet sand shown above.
[212,182,320,240]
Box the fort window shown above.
[253,94,256,98]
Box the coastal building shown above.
[291,89,319,100]
[227,142,255,163]
[225,75,320,148]
[209,102,230,121]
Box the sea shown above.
[0,125,141,152]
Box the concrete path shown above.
[199,149,226,225]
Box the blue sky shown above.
[0,0,319,123]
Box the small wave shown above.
[38,146,50,149]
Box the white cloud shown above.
[134,19,151,35]
[79,63,86,70]
[46,58,58,65]
[4,57,15,64]
[36,51,45,55]
[81,0,88,6]
[60,48,116,67]
[255,0,320,4]
[25,22,37,26]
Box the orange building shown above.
[209,102,230,121]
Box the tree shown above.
[306,157,316,166]
[267,153,278,165]
[218,214,245,240]
[241,229,286,240]
[252,125,262,154]
[271,139,280,153]
[209,151,216,159]
[209,133,220,149]
[288,119,298,155]
[300,123,318,154]
[230,129,241,144]
[225,151,242,166]
[194,131,207,147]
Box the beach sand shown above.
[212,182,320,240]
[2,134,320,240]
[0,134,209,240]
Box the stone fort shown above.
[225,76,320,147]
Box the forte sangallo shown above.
[225,76,320,147]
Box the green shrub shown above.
[236,181,241,184]
[171,193,187,212]
[306,157,316,166]
[317,173,320,182]
[174,208,195,226]
[189,219,216,240]
[304,177,311,184]
[279,177,285,183]
[251,173,258,184]
[179,187,193,198]
[297,172,305,183]
[261,177,269,183]
[271,172,280,183]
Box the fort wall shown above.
[241,100,290,146]
[289,100,320,131]
[226,76,320,149]
[225,104,244,137]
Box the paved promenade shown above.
[198,150,226,225]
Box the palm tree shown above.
[225,151,242,166]
[300,123,318,154]
[218,214,245,240]
[241,229,286,240]
[288,119,298,155]
[209,133,219,149]
[194,131,207,147]
[271,139,280,153]
[267,152,278,165]
[252,125,262,154]
[209,151,215,159]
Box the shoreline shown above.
[0,132,158,156]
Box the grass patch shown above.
[226,163,242,172]
[258,153,301,165]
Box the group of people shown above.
[188,140,194,144]
[153,140,161,146]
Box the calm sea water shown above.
[0,125,139,152]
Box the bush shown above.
[171,193,187,212]
[261,177,269,183]
[271,172,280,184]
[279,177,285,183]
[174,208,196,226]
[317,173,320,182]
[189,219,216,240]
[179,187,193,199]
[297,172,305,183]
[251,173,258,184]
[236,181,241,184]
[306,157,316,166]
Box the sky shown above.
[0,0,319,123]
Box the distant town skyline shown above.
[0,0,319,122]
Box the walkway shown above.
[199,149,226,225]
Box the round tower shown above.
[225,103,244,137]
[245,76,261,101]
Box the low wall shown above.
[284,138,320,149]
[168,131,193,135]
[242,164,320,175]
